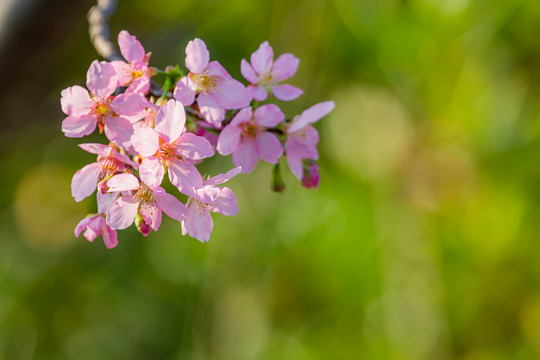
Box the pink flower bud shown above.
[301,161,319,189]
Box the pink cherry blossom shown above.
[131,100,214,195]
[106,173,187,232]
[217,105,284,173]
[110,30,152,94]
[173,38,251,126]
[285,101,334,180]
[75,192,118,249]
[181,167,241,242]
[301,160,320,189]
[61,60,147,145]
[71,143,138,202]
[241,41,303,102]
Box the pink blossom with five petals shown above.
[285,101,334,181]
[173,38,251,126]
[106,173,187,232]
[217,105,284,173]
[241,41,303,102]
[75,192,119,249]
[71,142,138,202]
[130,99,214,195]
[61,60,147,145]
[181,167,241,242]
[110,30,152,95]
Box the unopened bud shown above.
[301,160,320,189]
[98,179,109,194]
[271,163,286,193]
[135,213,151,236]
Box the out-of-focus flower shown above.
[75,192,118,249]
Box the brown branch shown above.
[87,0,122,61]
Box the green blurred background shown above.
[2,0,540,358]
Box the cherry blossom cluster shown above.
[61,30,334,248]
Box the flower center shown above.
[191,73,219,92]
[98,157,127,179]
[157,142,183,167]
[131,70,144,81]
[259,73,274,87]
[134,183,156,205]
[242,121,259,137]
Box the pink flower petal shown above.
[101,225,118,249]
[86,60,117,99]
[71,162,100,202]
[256,132,283,164]
[198,92,226,126]
[185,38,210,74]
[84,216,104,242]
[173,77,196,106]
[106,195,139,230]
[97,192,118,214]
[104,116,134,146]
[287,101,335,133]
[110,93,148,122]
[62,115,96,138]
[194,185,220,204]
[168,162,203,196]
[75,217,92,237]
[155,99,186,142]
[125,75,150,95]
[271,53,299,82]
[131,127,160,157]
[216,124,242,155]
[176,133,215,160]
[250,41,273,75]
[241,59,258,83]
[118,30,145,63]
[215,79,251,109]
[271,84,303,101]
[286,154,303,180]
[205,166,242,186]
[139,157,165,188]
[140,203,162,231]
[214,187,238,216]
[78,143,110,157]
[254,104,284,128]
[185,203,213,242]
[230,107,252,126]
[232,139,259,173]
[61,86,91,116]
[110,60,132,86]
[249,85,268,101]
[107,173,140,192]
[285,133,319,160]
[154,187,187,222]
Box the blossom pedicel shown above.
[61,32,334,248]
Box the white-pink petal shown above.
[271,53,299,82]
[232,139,259,173]
[139,157,165,188]
[198,92,226,126]
[256,132,283,164]
[254,104,284,128]
[110,93,148,121]
[241,59,258,83]
[214,187,238,216]
[204,166,242,186]
[107,173,140,192]
[104,116,134,146]
[118,30,145,63]
[131,127,160,157]
[75,217,92,237]
[185,203,213,242]
[286,154,303,180]
[215,79,251,109]
[176,133,215,160]
[168,162,203,196]
[71,162,100,202]
[173,77,196,106]
[101,225,118,249]
[106,195,139,230]
[154,188,187,222]
[86,60,117,99]
[271,84,303,102]
[140,203,162,231]
[61,86,91,116]
[155,99,186,142]
[185,38,210,74]
[230,107,252,126]
[249,85,268,101]
[287,101,335,133]
[62,115,97,138]
[216,124,242,155]
[250,41,274,75]
[78,143,110,157]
